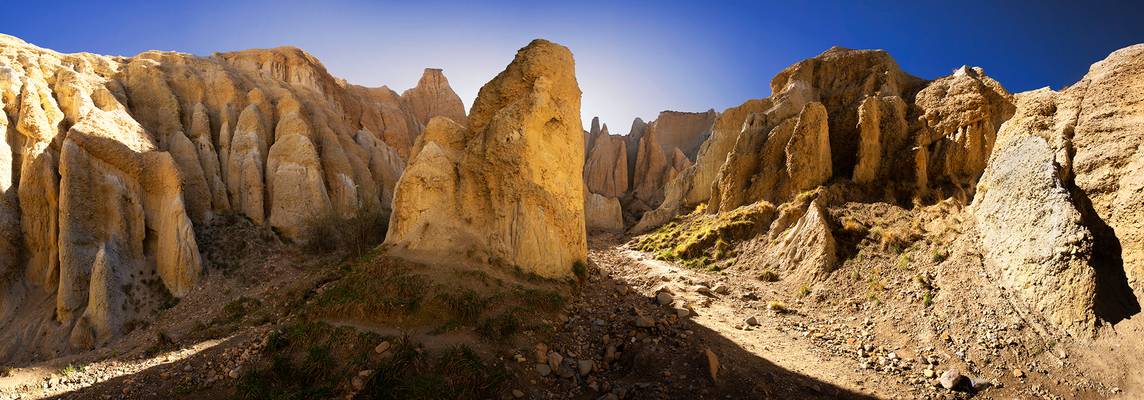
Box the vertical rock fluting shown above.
[583,133,628,198]
[0,34,469,358]
[386,39,587,278]
[639,47,1013,232]
[627,111,716,214]
[401,68,469,128]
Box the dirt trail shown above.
[587,242,906,398]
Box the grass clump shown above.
[212,296,262,326]
[360,339,509,400]
[301,210,390,258]
[61,363,84,376]
[767,300,791,314]
[797,283,811,297]
[436,289,489,324]
[757,270,779,282]
[572,260,588,284]
[869,226,915,253]
[922,291,934,307]
[635,202,775,269]
[314,263,430,321]
[235,321,379,400]
[931,248,949,263]
[477,312,522,341]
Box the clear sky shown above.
[3,0,1142,134]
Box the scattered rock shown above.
[535,364,551,377]
[535,343,549,364]
[939,369,970,392]
[578,359,593,376]
[374,341,391,354]
[713,284,730,295]
[635,316,655,328]
[547,351,564,371]
[704,348,720,383]
[655,291,674,306]
[745,316,760,326]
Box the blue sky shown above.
[4,0,1142,133]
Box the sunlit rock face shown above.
[635,46,1014,232]
[0,33,467,359]
[972,44,1144,338]
[385,39,588,279]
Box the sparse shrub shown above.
[477,312,521,341]
[572,260,588,284]
[758,270,779,282]
[839,216,867,235]
[931,248,948,263]
[302,210,390,258]
[797,283,811,297]
[870,226,913,253]
[922,291,933,307]
[767,300,790,314]
[895,254,911,270]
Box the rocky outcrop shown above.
[973,132,1096,338]
[401,68,468,127]
[628,111,716,214]
[637,47,1013,231]
[1068,45,1144,297]
[0,34,466,358]
[386,39,587,279]
[970,44,1144,336]
[645,110,716,159]
[583,133,628,198]
[764,199,837,282]
[585,192,623,232]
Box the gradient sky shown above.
[4,0,1142,134]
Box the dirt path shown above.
[585,243,907,399]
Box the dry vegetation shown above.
[634,202,775,270]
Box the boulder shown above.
[973,122,1096,338]
[585,192,623,232]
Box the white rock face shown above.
[386,39,588,279]
[0,34,466,359]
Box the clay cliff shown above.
[633,47,1014,232]
[580,110,715,232]
[385,39,587,279]
[0,34,466,357]
[632,44,1144,341]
